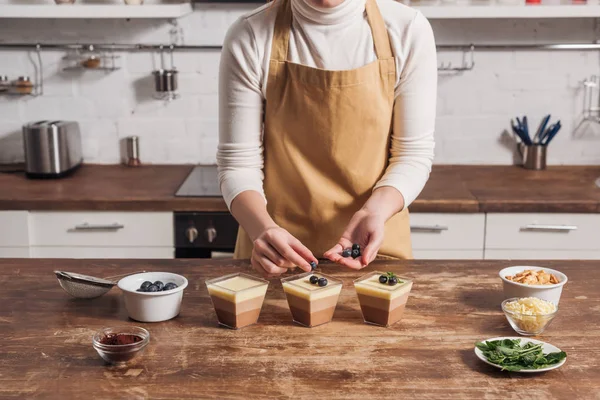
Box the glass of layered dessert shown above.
[281,272,343,328]
[354,271,412,327]
[206,273,269,329]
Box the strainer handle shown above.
[103,270,147,281]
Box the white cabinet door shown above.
[30,212,173,247]
[31,247,173,259]
[413,250,483,260]
[0,211,29,247]
[486,213,600,251]
[485,250,600,260]
[410,213,485,252]
[0,247,30,258]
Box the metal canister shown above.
[125,136,141,167]
[519,144,547,170]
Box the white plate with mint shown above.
[474,337,566,372]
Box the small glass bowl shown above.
[92,326,150,364]
[501,298,558,336]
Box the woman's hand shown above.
[323,209,386,269]
[251,226,317,277]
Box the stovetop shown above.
[175,165,221,197]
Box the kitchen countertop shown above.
[0,164,599,212]
[1,258,598,399]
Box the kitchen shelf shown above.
[418,5,600,19]
[0,3,193,19]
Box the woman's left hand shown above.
[323,209,385,269]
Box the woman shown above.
[218,0,436,276]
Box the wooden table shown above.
[1,259,599,399]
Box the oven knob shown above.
[186,226,198,243]
[205,227,217,243]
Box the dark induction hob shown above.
[175,165,221,197]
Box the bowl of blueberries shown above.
[117,272,188,322]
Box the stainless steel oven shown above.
[174,165,238,258]
[174,212,238,258]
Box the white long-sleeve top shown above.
[217,0,437,210]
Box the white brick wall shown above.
[0,2,599,165]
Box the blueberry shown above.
[388,276,398,286]
[310,261,317,271]
[351,249,360,259]
[309,275,319,285]
[317,278,328,287]
[153,281,164,291]
[352,243,360,252]
[379,275,388,284]
[140,281,152,290]
[146,285,159,292]
[136,288,145,292]
[163,282,178,291]
[342,249,352,258]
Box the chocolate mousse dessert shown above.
[354,271,412,327]
[281,272,342,327]
[206,273,269,329]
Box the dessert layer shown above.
[209,294,265,314]
[354,276,412,300]
[207,275,268,302]
[356,292,409,311]
[214,307,261,329]
[289,306,336,327]
[360,303,407,327]
[285,293,340,313]
[282,275,341,300]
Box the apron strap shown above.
[365,0,394,60]
[270,0,293,62]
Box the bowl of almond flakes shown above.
[499,266,568,305]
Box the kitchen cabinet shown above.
[29,211,173,259]
[30,212,173,247]
[0,211,30,258]
[410,213,485,259]
[485,213,600,260]
[485,250,600,260]
[30,246,173,259]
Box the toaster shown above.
[22,120,83,179]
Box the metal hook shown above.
[159,44,165,70]
[35,43,43,96]
[437,44,475,72]
[169,44,175,71]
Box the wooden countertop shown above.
[0,164,599,212]
[1,259,598,399]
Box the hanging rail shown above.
[1,42,600,51]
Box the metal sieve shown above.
[54,270,145,299]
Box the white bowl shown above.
[499,266,567,305]
[118,272,188,322]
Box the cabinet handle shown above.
[520,224,578,232]
[410,225,449,233]
[72,223,124,231]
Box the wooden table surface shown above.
[1,259,599,399]
[1,164,599,212]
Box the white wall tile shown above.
[0,10,599,165]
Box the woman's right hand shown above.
[251,226,317,277]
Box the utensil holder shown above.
[518,144,547,170]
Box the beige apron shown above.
[234,0,412,260]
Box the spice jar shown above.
[0,76,9,93]
[81,55,101,69]
[13,76,33,95]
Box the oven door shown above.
[174,212,238,259]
